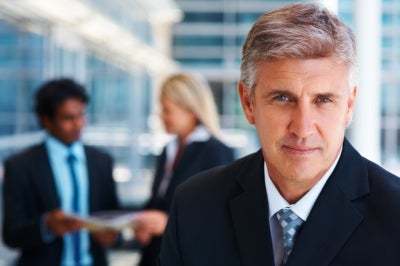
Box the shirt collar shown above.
[166,125,211,160]
[45,134,85,161]
[265,147,342,221]
[186,125,211,143]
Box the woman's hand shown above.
[133,210,168,245]
[91,229,118,247]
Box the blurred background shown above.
[0,0,399,265]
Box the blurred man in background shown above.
[2,78,119,266]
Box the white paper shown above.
[71,210,138,232]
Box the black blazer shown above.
[2,143,119,266]
[139,136,234,266]
[147,136,234,212]
[159,139,400,266]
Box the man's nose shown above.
[288,103,315,139]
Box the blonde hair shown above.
[160,72,221,137]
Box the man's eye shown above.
[274,95,290,101]
[316,97,332,103]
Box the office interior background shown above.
[0,0,399,265]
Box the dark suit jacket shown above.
[140,136,234,266]
[159,139,400,266]
[2,143,119,266]
[147,136,234,212]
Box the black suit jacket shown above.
[147,136,234,212]
[140,136,234,266]
[2,143,119,266]
[159,139,400,266]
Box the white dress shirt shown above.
[265,149,342,266]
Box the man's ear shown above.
[345,85,357,127]
[238,81,255,125]
[41,115,51,130]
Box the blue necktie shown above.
[67,153,81,265]
[276,208,304,265]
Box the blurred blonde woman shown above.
[135,72,234,266]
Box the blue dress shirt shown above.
[45,135,93,266]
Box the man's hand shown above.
[45,209,84,236]
[91,229,118,247]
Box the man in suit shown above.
[159,3,400,266]
[2,78,119,266]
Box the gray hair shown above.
[240,3,358,97]
[160,72,221,137]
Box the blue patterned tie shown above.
[67,153,81,265]
[276,208,304,265]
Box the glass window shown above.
[382,13,393,25]
[382,36,393,48]
[0,81,16,113]
[236,35,245,47]
[177,58,222,66]
[0,34,19,47]
[339,12,353,26]
[174,35,224,46]
[236,12,263,24]
[183,12,224,23]
[381,84,398,115]
[381,58,392,70]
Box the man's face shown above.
[239,58,357,192]
[43,98,86,146]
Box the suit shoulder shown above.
[175,151,261,198]
[367,159,400,191]
[199,136,231,151]
[361,160,400,226]
[84,145,112,159]
[208,136,230,148]
[205,136,235,156]
[4,143,45,166]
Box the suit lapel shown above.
[35,144,60,209]
[85,146,98,212]
[287,184,363,265]
[153,148,167,194]
[166,142,205,197]
[229,150,275,266]
[287,140,369,265]
[174,141,203,174]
